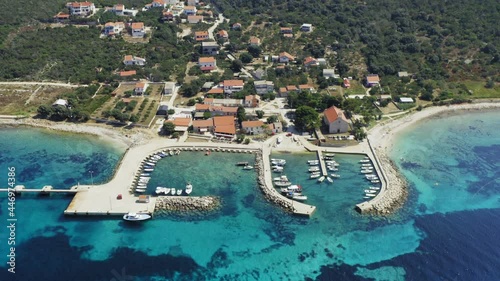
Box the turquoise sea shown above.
[0,110,499,281]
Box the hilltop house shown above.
[241,120,266,135]
[278,52,295,63]
[103,22,125,36]
[66,2,95,16]
[232,23,241,30]
[184,6,197,15]
[365,74,380,87]
[134,82,148,95]
[194,31,209,41]
[198,57,216,72]
[131,22,145,38]
[201,41,219,55]
[187,15,203,24]
[111,4,138,16]
[123,55,146,66]
[52,99,69,107]
[254,80,274,95]
[323,106,349,134]
[223,80,244,95]
[300,23,313,32]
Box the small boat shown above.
[364,189,377,194]
[360,170,372,174]
[308,162,319,166]
[271,161,286,166]
[135,188,147,193]
[292,194,308,201]
[361,163,373,167]
[365,175,378,180]
[140,173,151,177]
[175,150,180,155]
[273,167,284,173]
[170,188,176,195]
[371,180,380,184]
[236,162,249,166]
[271,158,286,164]
[176,189,183,195]
[144,168,154,172]
[280,184,302,193]
[317,176,325,183]
[370,186,380,190]
[307,160,319,164]
[328,167,339,172]
[326,177,333,183]
[205,150,211,156]
[145,162,156,166]
[185,183,193,195]
[325,153,335,157]
[363,196,371,199]
[274,180,292,187]
[274,175,289,181]
[123,212,151,221]
[309,167,320,172]
[169,150,174,156]
[277,136,283,144]
[365,193,376,197]
[155,187,166,195]
[243,165,253,170]
[310,173,321,179]
[360,159,370,163]
[330,174,340,178]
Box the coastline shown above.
[363,101,500,215]
[0,118,155,151]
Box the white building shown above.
[323,69,339,79]
[66,2,95,16]
[131,22,145,38]
[300,23,313,32]
[123,55,146,66]
[198,57,217,71]
[134,82,148,95]
[242,120,266,135]
[223,80,244,95]
[103,22,125,36]
[323,106,349,134]
[163,82,176,95]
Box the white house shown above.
[399,97,414,103]
[300,23,313,32]
[242,120,266,135]
[244,95,260,108]
[52,99,69,107]
[323,69,339,79]
[323,106,349,134]
[131,22,145,38]
[254,80,274,95]
[123,55,146,66]
[103,22,125,36]
[278,52,295,63]
[163,82,176,95]
[223,80,244,95]
[187,15,203,24]
[134,82,148,95]
[66,2,95,16]
[198,57,216,71]
[151,0,167,8]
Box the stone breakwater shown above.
[154,196,221,215]
[254,152,294,213]
[363,151,408,215]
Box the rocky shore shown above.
[154,196,221,215]
[254,152,295,213]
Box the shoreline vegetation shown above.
[1,101,500,216]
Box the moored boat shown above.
[144,168,154,172]
[364,189,377,194]
[309,167,320,172]
[365,193,376,197]
[371,180,380,183]
[185,183,193,195]
[236,162,249,166]
[317,176,325,183]
[360,170,372,174]
[326,177,333,183]
[274,180,292,187]
[359,159,370,163]
[170,188,176,195]
[310,173,320,179]
[243,165,253,170]
[123,212,151,221]
[330,174,340,178]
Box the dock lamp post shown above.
[89,170,94,186]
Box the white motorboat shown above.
[365,193,376,197]
[170,188,176,195]
[308,162,319,166]
[326,177,333,183]
[360,159,370,163]
[176,189,183,195]
[365,174,378,180]
[175,150,181,155]
[292,194,308,201]
[144,168,154,172]
[169,150,174,156]
[271,161,286,166]
[310,173,321,179]
[135,188,147,193]
[280,184,302,193]
[325,153,335,157]
[145,162,156,166]
[274,180,292,187]
[371,180,380,184]
[330,174,340,178]
[363,196,371,199]
[307,160,319,164]
[370,186,380,190]
[317,176,325,183]
[243,165,254,170]
[309,167,320,172]
[360,170,372,174]
[274,175,289,181]
[364,189,377,194]
[123,212,151,221]
[361,163,372,167]
[185,183,193,195]
[140,173,151,177]
[271,158,286,164]
[328,167,339,172]
[273,167,284,173]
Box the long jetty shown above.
[0,185,79,194]
[316,150,328,176]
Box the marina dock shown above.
[316,150,328,176]
[0,185,79,194]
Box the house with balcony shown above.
[254,80,274,95]
[323,69,339,79]
[111,4,138,16]
[123,55,146,66]
[201,41,219,55]
[192,119,214,134]
[131,22,145,38]
[66,2,95,16]
[187,15,203,24]
[134,82,148,95]
[194,31,209,41]
[184,5,197,15]
[198,57,216,72]
[242,120,266,135]
[223,80,244,96]
[103,22,125,36]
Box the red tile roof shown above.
[224,80,244,87]
[119,70,137,77]
[195,103,211,111]
[207,88,224,94]
[193,119,213,127]
[242,120,264,128]
[172,117,192,127]
[213,115,234,126]
[323,106,347,123]
[366,74,380,83]
[131,22,144,29]
[215,125,236,135]
[199,57,215,63]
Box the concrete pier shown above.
[316,150,328,176]
[0,185,79,195]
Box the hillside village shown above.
[0,0,498,144]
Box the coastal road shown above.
[0,81,86,88]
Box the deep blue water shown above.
[0,110,499,281]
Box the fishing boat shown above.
[310,173,321,179]
[176,189,183,195]
[330,174,340,178]
[123,212,151,221]
[185,183,193,195]
[243,165,253,170]
[326,177,333,183]
[317,176,325,183]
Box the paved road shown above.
[207,13,225,40]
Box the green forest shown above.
[210,0,500,82]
